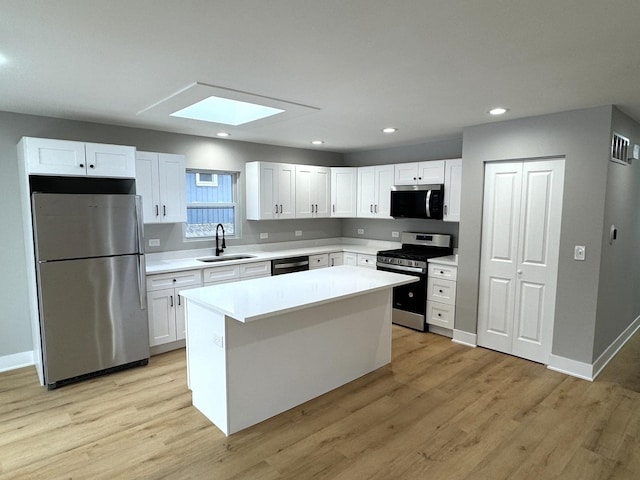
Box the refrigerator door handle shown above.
[138,254,147,310]
[135,196,145,254]
[134,196,147,310]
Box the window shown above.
[185,170,237,238]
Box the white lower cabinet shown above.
[343,252,358,266]
[329,252,343,267]
[309,253,329,269]
[147,270,202,347]
[426,262,458,330]
[342,252,376,268]
[357,253,377,269]
[240,261,271,279]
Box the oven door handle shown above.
[376,262,425,274]
[426,190,432,218]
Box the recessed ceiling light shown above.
[171,95,285,126]
[311,140,324,145]
[216,132,230,137]
[489,107,508,116]
[382,127,398,133]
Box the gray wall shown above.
[343,136,463,245]
[593,108,640,359]
[0,110,344,359]
[458,106,613,364]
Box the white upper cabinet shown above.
[246,161,296,220]
[394,160,445,185]
[357,164,394,218]
[135,151,186,224]
[295,165,331,218]
[330,167,357,217]
[443,158,462,222]
[21,137,135,178]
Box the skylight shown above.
[170,96,284,125]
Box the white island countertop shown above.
[181,265,418,323]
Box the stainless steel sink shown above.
[196,254,256,263]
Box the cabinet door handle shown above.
[332,204,335,213]
[370,204,373,213]
[444,205,448,215]
[79,163,85,168]
[155,205,159,217]
[418,177,422,180]
[178,295,181,306]
[163,205,167,216]
[280,204,283,214]
[375,204,378,213]
[170,295,174,307]
[89,164,95,169]
[275,204,278,214]
[413,177,416,181]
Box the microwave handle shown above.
[426,190,432,218]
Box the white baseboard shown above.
[547,354,594,381]
[452,329,477,347]
[547,314,640,381]
[592,314,640,379]
[0,350,34,373]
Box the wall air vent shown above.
[610,132,631,165]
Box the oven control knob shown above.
[408,292,414,298]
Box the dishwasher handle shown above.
[271,256,310,275]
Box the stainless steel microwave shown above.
[390,184,444,219]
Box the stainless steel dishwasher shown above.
[271,256,310,275]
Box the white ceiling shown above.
[1,0,639,153]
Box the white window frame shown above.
[184,169,239,240]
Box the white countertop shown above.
[181,265,418,323]
[428,254,458,266]
[145,238,399,275]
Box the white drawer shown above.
[203,265,240,284]
[309,253,329,269]
[357,253,376,269]
[427,301,455,329]
[239,261,271,278]
[147,270,202,291]
[428,263,458,281]
[427,277,456,304]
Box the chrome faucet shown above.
[215,223,226,256]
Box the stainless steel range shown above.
[377,232,452,331]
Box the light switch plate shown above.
[148,239,160,247]
[295,230,302,237]
[357,228,364,235]
[574,245,586,261]
[260,232,269,239]
[392,231,399,238]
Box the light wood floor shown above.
[1,326,639,480]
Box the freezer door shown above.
[32,193,140,261]
[37,255,149,385]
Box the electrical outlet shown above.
[295,230,302,237]
[260,232,269,239]
[392,231,399,238]
[574,245,586,261]
[213,333,224,348]
[357,228,364,235]
[148,239,160,247]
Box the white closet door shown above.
[477,158,564,364]
[477,162,523,355]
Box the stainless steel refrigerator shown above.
[31,193,149,388]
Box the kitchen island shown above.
[181,265,417,435]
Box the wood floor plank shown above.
[1,327,639,479]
